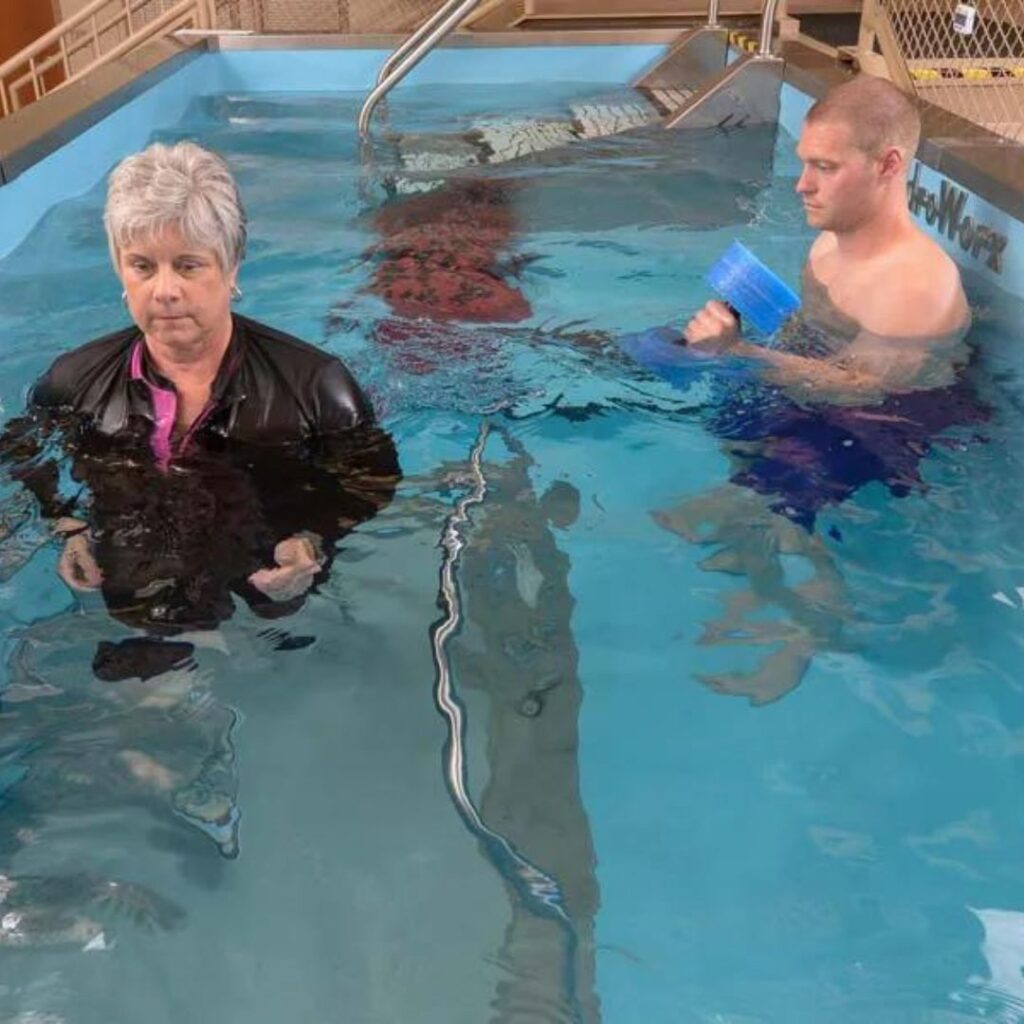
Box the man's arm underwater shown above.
[684,294,968,406]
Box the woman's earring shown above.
[231,284,243,301]
[121,290,128,306]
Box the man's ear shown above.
[878,145,905,180]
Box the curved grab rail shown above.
[375,0,466,87]
[358,0,482,137]
[757,0,783,56]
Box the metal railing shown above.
[358,0,483,136]
[356,0,785,136]
[859,0,1024,144]
[0,0,215,118]
[757,0,783,56]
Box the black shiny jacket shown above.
[2,315,400,634]
[31,313,372,442]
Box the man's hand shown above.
[683,300,741,350]
[248,535,323,603]
[57,529,103,591]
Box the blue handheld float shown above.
[618,325,747,391]
[619,242,801,390]
[706,240,801,336]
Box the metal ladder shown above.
[358,0,787,138]
[633,0,787,129]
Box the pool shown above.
[2,56,1024,1024]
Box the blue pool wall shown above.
[1,42,1020,297]
[0,44,665,262]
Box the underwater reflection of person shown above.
[2,140,399,679]
[448,437,600,1024]
[330,178,533,376]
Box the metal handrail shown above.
[358,0,776,138]
[0,0,213,117]
[358,0,482,137]
[757,0,782,56]
[375,0,465,86]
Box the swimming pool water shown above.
[1,81,1024,1023]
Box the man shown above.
[684,75,970,404]
[655,76,986,705]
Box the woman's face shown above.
[117,223,236,355]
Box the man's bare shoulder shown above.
[862,233,968,338]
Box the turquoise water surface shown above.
[1,83,1024,1023]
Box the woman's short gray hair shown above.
[104,141,247,272]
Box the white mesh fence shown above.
[878,0,1024,142]
[213,0,440,31]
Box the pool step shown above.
[474,116,581,160]
[569,95,663,137]
[389,91,661,193]
[632,26,784,131]
[641,86,698,115]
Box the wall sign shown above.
[907,162,1008,274]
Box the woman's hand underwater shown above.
[248,535,323,603]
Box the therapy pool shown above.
[1,69,1024,1024]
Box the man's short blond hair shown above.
[806,76,921,160]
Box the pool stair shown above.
[387,26,780,193]
[387,88,664,193]
[635,25,784,130]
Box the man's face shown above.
[118,223,235,354]
[795,119,885,233]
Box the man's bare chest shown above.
[807,251,882,323]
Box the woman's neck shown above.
[145,315,234,393]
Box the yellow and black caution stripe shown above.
[910,65,1024,81]
[728,30,760,54]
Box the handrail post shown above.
[707,0,720,29]
[59,35,70,83]
[758,0,781,56]
[376,0,462,86]
[359,0,482,137]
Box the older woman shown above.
[9,140,398,669]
